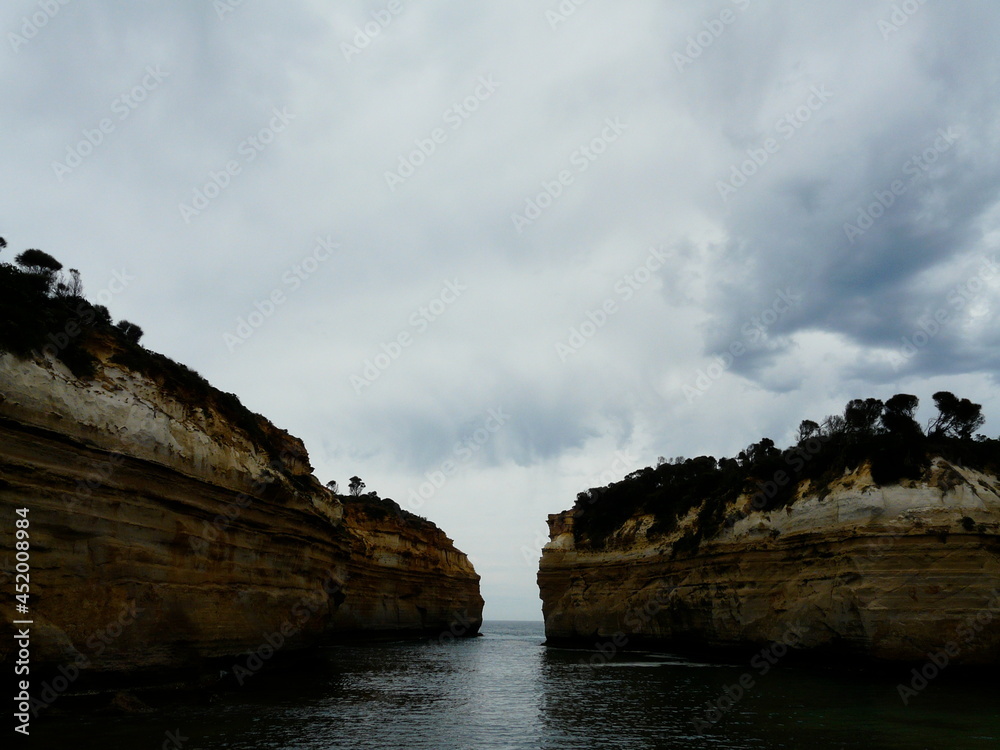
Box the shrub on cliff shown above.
[0,261,53,355]
[115,319,144,344]
[110,343,287,462]
[343,491,434,529]
[0,240,295,467]
[572,393,997,552]
[0,252,111,378]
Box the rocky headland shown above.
[539,400,1000,665]
[0,335,483,681]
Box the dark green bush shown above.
[1,246,290,466]
[573,395,998,554]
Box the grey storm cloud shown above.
[689,2,1000,387]
[4,0,1000,618]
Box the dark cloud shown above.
[3,0,999,619]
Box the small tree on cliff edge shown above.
[349,476,365,496]
[15,248,63,275]
[882,394,921,437]
[14,249,62,293]
[929,391,985,440]
[797,420,820,443]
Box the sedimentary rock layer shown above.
[0,350,482,674]
[539,461,1000,663]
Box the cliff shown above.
[538,459,1000,664]
[0,342,482,678]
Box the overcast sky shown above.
[3,1,1000,620]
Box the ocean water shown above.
[33,621,1000,749]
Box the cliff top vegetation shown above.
[572,394,999,550]
[0,239,295,465]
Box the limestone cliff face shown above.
[333,498,482,635]
[538,461,1000,663]
[0,347,482,675]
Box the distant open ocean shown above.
[34,620,1000,749]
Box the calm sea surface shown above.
[34,621,1000,749]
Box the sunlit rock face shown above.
[538,462,1000,663]
[0,347,482,675]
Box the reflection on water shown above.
[33,621,1000,749]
